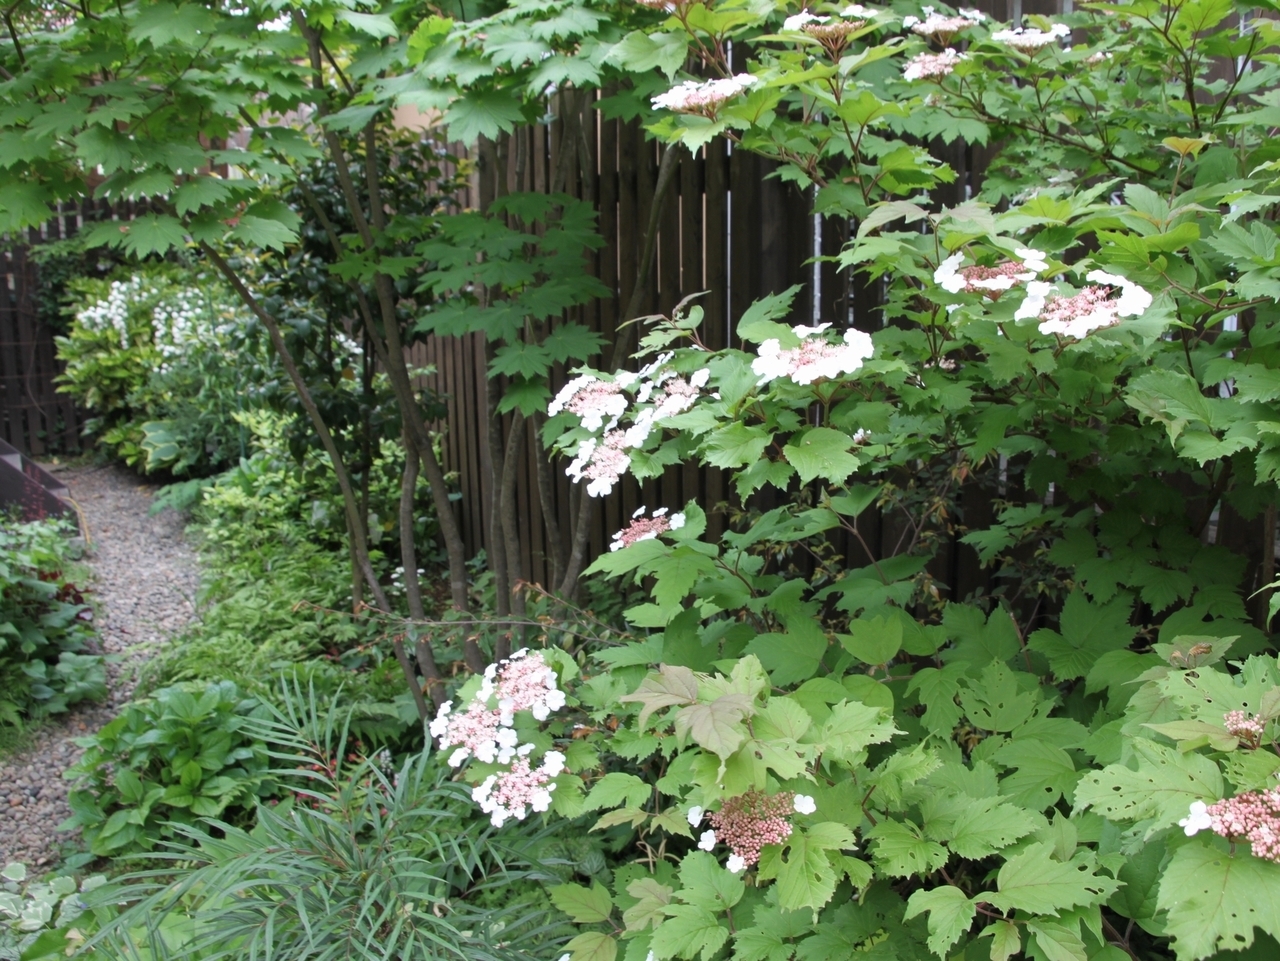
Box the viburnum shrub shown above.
[419,2,1280,960]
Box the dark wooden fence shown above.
[0,236,83,456]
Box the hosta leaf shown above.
[1157,839,1280,960]
[904,886,975,958]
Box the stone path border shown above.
[0,464,199,868]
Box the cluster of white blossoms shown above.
[75,276,147,350]
[991,22,1070,52]
[428,650,568,827]
[651,74,759,116]
[75,275,250,371]
[752,323,875,385]
[556,354,713,497]
[1020,270,1152,338]
[904,5,984,40]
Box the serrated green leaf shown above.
[1075,740,1223,832]
[867,819,948,878]
[678,851,744,911]
[904,885,975,958]
[585,772,651,812]
[674,693,753,758]
[783,427,859,485]
[550,882,614,924]
[567,931,618,961]
[1026,920,1086,961]
[1157,839,1280,960]
[651,903,729,961]
[987,920,1020,961]
[986,843,1119,916]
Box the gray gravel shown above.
[0,463,199,869]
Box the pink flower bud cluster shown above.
[651,75,760,116]
[428,650,569,824]
[1225,710,1265,747]
[610,506,687,552]
[707,790,798,869]
[1205,789,1280,862]
[902,48,965,81]
[752,323,875,385]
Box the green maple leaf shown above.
[993,739,1079,809]
[566,931,618,961]
[1075,740,1223,833]
[1026,920,1086,961]
[619,665,699,729]
[904,885,976,958]
[703,423,771,469]
[549,882,614,924]
[986,843,1119,916]
[784,427,860,485]
[651,904,729,961]
[677,852,744,912]
[866,819,948,878]
[1027,592,1136,681]
[443,89,525,144]
[117,213,187,256]
[1157,840,1280,960]
[584,772,651,812]
[757,827,850,912]
[923,793,1039,860]
[605,30,688,79]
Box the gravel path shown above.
[0,464,199,869]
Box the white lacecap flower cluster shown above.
[991,22,1070,52]
[651,74,759,114]
[428,650,569,827]
[554,354,713,498]
[752,323,875,385]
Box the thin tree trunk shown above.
[399,432,446,707]
[198,242,431,723]
[486,345,511,618]
[495,410,526,662]
[531,410,566,589]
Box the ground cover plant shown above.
[0,518,103,727]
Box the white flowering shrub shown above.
[56,266,277,474]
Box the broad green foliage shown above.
[504,1,1280,958]
[0,518,103,726]
[55,266,272,475]
[62,681,271,856]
